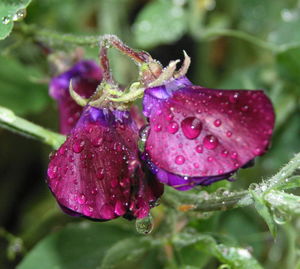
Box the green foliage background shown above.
[0,0,300,268]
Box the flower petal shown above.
[142,76,275,186]
[47,106,163,220]
[49,60,102,134]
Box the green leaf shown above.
[277,47,300,85]
[0,0,31,40]
[17,222,134,269]
[0,56,50,115]
[133,0,187,48]
[250,190,277,237]
[173,233,263,269]
[100,237,154,269]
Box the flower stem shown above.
[0,106,65,149]
[17,24,100,47]
[164,152,300,213]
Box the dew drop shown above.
[226,131,232,138]
[193,163,199,168]
[2,16,11,25]
[221,150,229,157]
[83,205,94,216]
[167,121,179,134]
[175,155,185,165]
[231,152,238,159]
[229,93,239,103]
[166,113,174,121]
[72,139,85,153]
[91,137,103,147]
[272,208,291,225]
[135,214,153,234]
[214,119,222,127]
[77,194,86,205]
[195,145,203,153]
[241,105,249,112]
[203,135,219,150]
[154,123,162,132]
[96,168,104,180]
[47,165,58,179]
[249,183,259,190]
[181,117,202,139]
[12,9,27,22]
[114,201,126,216]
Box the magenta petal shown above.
[47,106,163,220]
[142,76,275,185]
[49,60,102,134]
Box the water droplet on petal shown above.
[195,145,203,153]
[175,155,185,165]
[181,117,202,139]
[77,194,86,205]
[167,121,179,134]
[231,152,238,159]
[47,165,58,179]
[96,168,104,180]
[229,93,239,103]
[92,137,103,147]
[214,119,222,127]
[203,135,219,150]
[72,139,85,153]
[226,131,232,138]
[221,150,229,157]
[154,124,162,132]
[135,214,153,234]
[83,205,94,216]
[114,201,126,216]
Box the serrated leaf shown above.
[133,0,187,48]
[0,0,31,40]
[17,222,134,269]
[100,237,153,269]
[250,190,277,237]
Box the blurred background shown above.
[0,0,300,268]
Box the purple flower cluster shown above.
[47,51,275,221]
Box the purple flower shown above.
[49,60,102,134]
[141,76,275,190]
[47,105,164,220]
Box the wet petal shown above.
[49,60,102,134]
[47,106,163,220]
[142,76,275,187]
